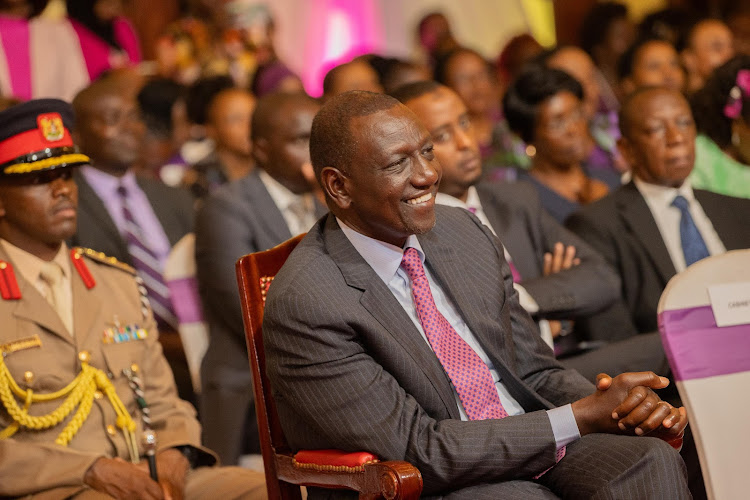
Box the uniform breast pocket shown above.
[101,335,149,380]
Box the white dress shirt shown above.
[634,177,726,273]
[337,218,579,449]
[258,170,317,236]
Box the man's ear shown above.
[253,137,269,166]
[320,166,351,210]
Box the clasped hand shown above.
[83,448,190,500]
[572,371,688,448]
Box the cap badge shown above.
[37,113,65,142]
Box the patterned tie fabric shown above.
[671,195,710,267]
[117,185,178,330]
[400,247,508,420]
[400,247,565,472]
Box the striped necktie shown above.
[117,184,178,330]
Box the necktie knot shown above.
[39,261,63,287]
[467,206,477,214]
[400,247,425,280]
[116,184,128,198]
[671,194,689,212]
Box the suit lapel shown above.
[137,177,184,246]
[247,172,294,243]
[323,217,460,419]
[617,183,675,284]
[74,171,129,258]
[696,190,745,251]
[476,186,537,278]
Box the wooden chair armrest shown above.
[275,451,423,499]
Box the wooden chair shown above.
[235,234,423,500]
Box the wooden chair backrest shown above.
[236,233,306,500]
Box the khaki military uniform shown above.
[0,244,266,499]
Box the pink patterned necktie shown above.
[400,247,508,420]
[400,247,565,472]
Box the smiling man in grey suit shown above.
[195,91,326,466]
[263,90,690,499]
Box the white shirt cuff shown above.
[546,404,581,449]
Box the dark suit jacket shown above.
[263,207,594,497]
[72,171,194,264]
[566,181,750,341]
[194,170,326,464]
[476,181,619,319]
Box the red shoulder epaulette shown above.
[70,249,96,289]
[0,260,21,300]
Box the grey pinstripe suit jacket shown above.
[263,206,595,497]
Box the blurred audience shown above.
[321,59,383,102]
[679,18,734,94]
[503,66,610,223]
[435,47,500,160]
[159,75,235,187]
[416,11,458,69]
[66,0,141,80]
[580,2,635,110]
[185,87,256,199]
[136,77,190,179]
[689,54,750,198]
[618,37,686,96]
[195,91,324,466]
[0,0,89,101]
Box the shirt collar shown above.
[81,165,138,193]
[336,217,424,284]
[0,239,70,285]
[258,169,310,212]
[435,186,480,211]
[633,176,695,207]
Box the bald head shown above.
[618,86,696,187]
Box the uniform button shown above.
[130,363,139,374]
[94,390,103,400]
[24,371,34,385]
[78,351,91,363]
[106,425,116,436]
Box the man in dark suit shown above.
[566,87,750,342]
[69,77,195,400]
[393,80,668,378]
[263,90,690,498]
[195,91,325,466]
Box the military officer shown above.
[0,99,266,499]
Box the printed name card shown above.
[707,281,750,327]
